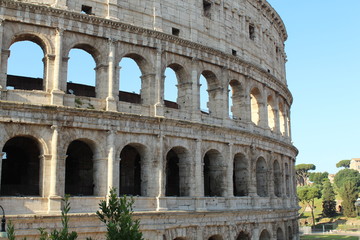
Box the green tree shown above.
[334,169,360,190]
[339,181,358,217]
[309,172,329,187]
[336,159,351,168]
[321,179,337,217]
[295,164,316,186]
[97,188,144,240]
[297,185,321,226]
[39,195,78,240]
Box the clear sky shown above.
[267,0,360,173]
[7,1,360,174]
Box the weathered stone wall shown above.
[0,0,298,239]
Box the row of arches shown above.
[172,226,293,240]
[0,136,293,198]
[3,33,290,135]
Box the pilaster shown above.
[106,39,117,111]
[51,28,65,105]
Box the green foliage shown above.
[295,164,316,186]
[97,188,144,240]
[39,195,78,240]
[336,160,351,168]
[322,179,337,217]
[297,185,321,226]
[339,181,358,217]
[334,169,360,190]
[309,172,329,185]
[7,221,15,240]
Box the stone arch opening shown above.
[279,102,286,135]
[173,238,186,240]
[165,147,191,197]
[120,145,142,196]
[273,160,282,197]
[200,70,219,115]
[208,234,223,240]
[65,140,94,196]
[250,87,261,125]
[259,229,271,240]
[233,153,249,196]
[287,226,293,240]
[67,45,98,97]
[164,63,189,109]
[119,56,142,104]
[236,231,250,240]
[204,149,225,197]
[277,227,284,240]
[256,157,268,197]
[1,136,41,196]
[267,95,276,131]
[229,79,243,120]
[7,38,45,91]
[285,163,290,197]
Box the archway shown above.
[229,80,243,119]
[7,40,44,90]
[250,88,261,125]
[259,229,270,240]
[273,160,282,197]
[165,147,191,197]
[67,48,96,97]
[233,153,249,196]
[267,96,275,131]
[236,231,250,240]
[120,145,141,196]
[119,57,142,103]
[256,157,268,197]
[277,228,284,240]
[164,66,179,109]
[65,140,94,196]
[208,235,223,240]
[204,150,225,197]
[1,137,41,196]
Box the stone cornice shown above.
[0,101,299,157]
[0,0,293,104]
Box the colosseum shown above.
[0,0,298,239]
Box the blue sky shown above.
[7,1,360,174]
[267,0,360,173]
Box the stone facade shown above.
[0,0,298,239]
[350,158,360,172]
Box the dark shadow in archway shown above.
[65,140,94,196]
[1,137,40,196]
[120,145,141,196]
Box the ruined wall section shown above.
[12,0,288,83]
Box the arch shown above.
[208,234,223,240]
[259,229,271,240]
[1,136,41,196]
[256,157,268,197]
[7,38,45,91]
[285,162,290,197]
[203,149,225,197]
[67,46,97,97]
[200,70,219,115]
[229,79,244,120]
[164,63,189,109]
[267,95,276,131]
[273,160,282,197]
[287,226,293,240]
[119,56,142,103]
[277,227,284,240]
[250,88,261,125]
[279,102,286,135]
[233,153,249,196]
[120,145,142,196]
[165,146,191,197]
[173,238,186,240]
[236,231,250,240]
[65,139,94,196]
